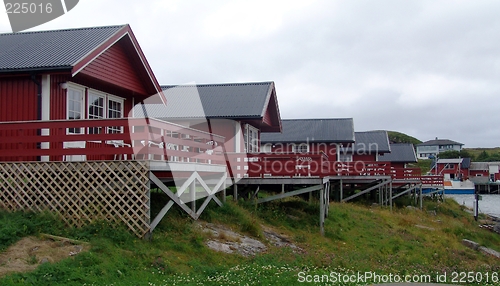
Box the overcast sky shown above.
[1,0,499,147]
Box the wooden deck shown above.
[0,118,445,237]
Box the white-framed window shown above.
[107,96,124,133]
[67,85,84,134]
[338,154,353,162]
[244,124,259,153]
[66,83,124,135]
[292,143,309,154]
[88,90,105,134]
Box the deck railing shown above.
[419,175,444,186]
[0,119,443,184]
[0,118,226,165]
[226,152,330,178]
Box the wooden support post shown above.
[389,181,393,211]
[233,184,238,201]
[326,182,330,217]
[191,180,196,212]
[320,184,325,236]
[222,179,226,203]
[281,184,285,194]
[340,179,343,202]
[252,186,260,201]
[419,184,423,210]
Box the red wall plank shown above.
[0,76,38,160]
[79,37,148,96]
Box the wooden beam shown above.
[150,173,197,219]
[342,179,390,202]
[251,186,260,200]
[150,200,174,232]
[320,183,325,236]
[257,185,323,204]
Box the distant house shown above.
[469,162,500,183]
[430,158,471,180]
[134,82,282,153]
[379,143,418,168]
[416,138,463,159]
[349,131,391,162]
[260,118,355,161]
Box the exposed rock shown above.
[261,225,303,253]
[415,225,435,231]
[462,239,480,250]
[462,239,500,259]
[206,241,234,254]
[494,223,500,234]
[198,222,266,257]
[479,246,500,259]
[198,222,302,256]
[40,258,49,264]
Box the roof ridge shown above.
[161,81,273,89]
[0,25,126,36]
[281,118,353,121]
[355,130,386,134]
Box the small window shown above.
[67,86,84,134]
[292,143,309,154]
[107,96,123,133]
[339,154,353,162]
[445,164,455,169]
[244,124,259,153]
[88,91,105,134]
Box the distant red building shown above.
[430,158,471,180]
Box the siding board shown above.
[0,76,38,161]
[79,37,148,95]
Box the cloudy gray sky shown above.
[1,0,499,147]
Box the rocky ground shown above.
[196,222,303,257]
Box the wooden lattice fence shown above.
[0,161,151,238]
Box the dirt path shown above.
[0,236,89,277]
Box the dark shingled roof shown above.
[260,118,354,143]
[461,157,471,169]
[417,139,463,146]
[0,25,124,73]
[379,143,417,163]
[133,82,275,119]
[351,131,391,153]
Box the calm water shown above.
[447,194,500,218]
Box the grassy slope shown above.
[1,197,500,285]
[465,148,500,159]
[387,131,422,145]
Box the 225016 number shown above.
[5,2,53,14]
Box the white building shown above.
[416,138,463,159]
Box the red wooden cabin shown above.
[350,131,391,162]
[0,25,227,166]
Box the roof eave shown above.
[261,139,355,144]
[71,24,166,103]
[0,66,72,75]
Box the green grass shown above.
[0,197,499,285]
[387,131,422,145]
[411,159,433,174]
[465,147,500,156]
